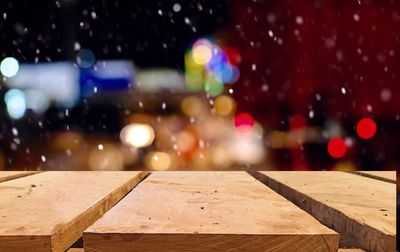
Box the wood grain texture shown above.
[84,171,338,252]
[252,171,396,252]
[0,171,39,183]
[0,171,148,252]
[349,171,396,183]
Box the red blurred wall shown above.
[228,0,400,128]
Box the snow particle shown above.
[309,110,314,119]
[184,17,190,24]
[12,127,18,136]
[380,88,392,102]
[91,11,97,19]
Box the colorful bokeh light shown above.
[328,137,347,158]
[234,113,254,132]
[184,38,241,96]
[356,118,377,139]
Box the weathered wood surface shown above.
[84,171,338,252]
[350,171,396,183]
[0,171,148,252]
[0,171,39,183]
[252,171,396,252]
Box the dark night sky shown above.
[0,0,229,68]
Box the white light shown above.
[120,123,155,148]
[25,89,50,113]
[4,89,26,119]
[173,3,181,12]
[1,57,19,77]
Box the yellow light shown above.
[146,152,171,170]
[192,44,212,65]
[88,144,124,171]
[181,96,202,117]
[332,161,356,172]
[211,145,233,168]
[192,149,211,169]
[120,123,155,148]
[214,95,236,116]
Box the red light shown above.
[224,47,241,66]
[234,113,254,131]
[290,114,306,131]
[356,118,376,139]
[328,138,347,158]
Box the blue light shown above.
[76,49,95,68]
[4,89,26,119]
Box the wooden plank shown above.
[252,171,396,252]
[349,171,396,183]
[0,171,148,252]
[84,171,338,252]
[0,171,40,183]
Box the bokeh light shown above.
[204,74,223,96]
[0,57,19,77]
[24,89,50,113]
[181,96,202,117]
[192,39,212,65]
[234,113,254,132]
[224,47,241,66]
[176,130,197,153]
[214,95,236,116]
[356,118,377,139]
[120,123,155,148]
[88,144,124,170]
[328,137,346,158]
[146,151,171,170]
[184,38,241,94]
[4,89,26,119]
[76,49,95,68]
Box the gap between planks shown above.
[347,171,396,184]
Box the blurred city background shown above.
[0,0,399,172]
